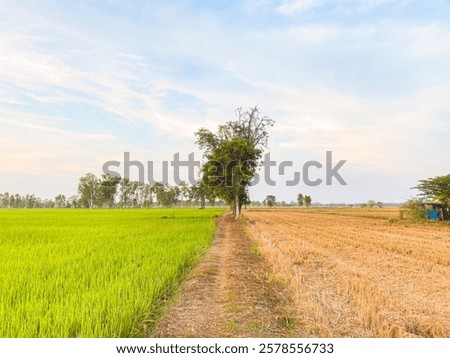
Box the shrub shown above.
[400,198,427,221]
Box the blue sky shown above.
[1,0,449,203]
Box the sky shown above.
[1,0,449,203]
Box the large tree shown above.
[200,137,256,215]
[196,106,274,219]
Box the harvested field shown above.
[244,209,450,338]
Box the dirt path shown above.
[151,213,296,337]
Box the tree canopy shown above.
[414,174,450,208]
[196,106,274,219]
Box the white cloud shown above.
[214,73,448,179]
[0,109,118,174]
[277,0,319,15]
[356,0,397,12]
[1,0,449,201]
[0,29,201,139]
[276,0,410,15]
[403,24,450,57]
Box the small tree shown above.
[367,200,376,208]
[304,195,312,208]
[99,174,120,208]
[189,183,207,208]
[154,183,180,207]
[78,173,100,209]
[117,178,135,208]
[263,195,276,207]
[55,194,67,208]
[178,181,190,206]
[297,193,304,207]
[0,192,10,208]
[139,184,154,208]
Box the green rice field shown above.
[0,208,223,337]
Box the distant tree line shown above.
[0,193,57,208]
[0,184,394,210]
[360,200,383,208]
[74,173,220,209]
[0,174,222,209]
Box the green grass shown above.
[0,208,223,337]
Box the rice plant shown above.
[0,208,222,337]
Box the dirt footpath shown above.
[151,213,296,337]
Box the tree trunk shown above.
[235,194,240,220]
[230,200,236,216]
